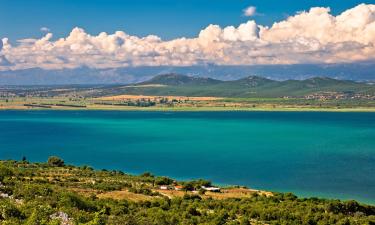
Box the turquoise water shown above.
[0,110,374,204]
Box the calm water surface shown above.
[0,110,374,204]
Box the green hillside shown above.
[141,73,223,86]
[1,158,374,224]
[97,74,375,98]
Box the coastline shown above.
[2,105,375,112]
[1,106,375,205]
[1,159,373,205]
[1,159,374,224]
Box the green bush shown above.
[0,200,23,220]
[47,156,65,167]
[155,177,174,185]
[0,165,13,182]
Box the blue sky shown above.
[0,0,373,41]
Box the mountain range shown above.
[93,74,375,98]
[1,62,375,85]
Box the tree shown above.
[155,177,174,185]
[0,165,13,182]
[47,156,65,167]
[24,206,53,225]
[0,200,22,220]
[182,183,195,192]
[141,172,154,177]
[85,210,106,225]
[198,189,206,195]
[240,216,251,225]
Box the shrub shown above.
[140,172,154,177]
[0,165,13,182]
[0,200,23,220]
[47,156,65,167]
[155,177,174,185]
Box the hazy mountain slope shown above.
[95,74,375,98]
[141,73,223,86]
[1,62,374,85]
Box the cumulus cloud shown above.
[0,55,12,66]
[243,6,256,17]
[0,4,375,71]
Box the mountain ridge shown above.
[94,74,375,98]
[1,62,375,85]
[140,73,223,86]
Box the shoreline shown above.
[2,105,375,112]
[1,159,374,224]
[1,159,373,205]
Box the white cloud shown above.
[1,38,10,52]
[0,55,12,66]
[40,27,50,32]
[243,6,256,17]
[0,4,375,71]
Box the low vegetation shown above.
[0,157,374,224]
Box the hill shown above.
[141,73,223,86]
[96,74,375,98]
[0,158,374,224]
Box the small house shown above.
[202,186,221,192]
[174,185,184,191]
[159,185,169,190]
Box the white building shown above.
[201,186,221,192]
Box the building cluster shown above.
[304,92,375,100]
[0,91,16,98]
[159,185,221,192]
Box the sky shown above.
[1,0,373,40]
[1,0,375,70]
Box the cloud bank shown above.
[1,4,375,71]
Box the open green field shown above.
[1,96,375,112]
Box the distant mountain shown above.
[0,62,374,85]
[94,74,375,98]
[301,77,355,87]
[141,73,223,86]
[0,67,153,85]
[228,76,276,87]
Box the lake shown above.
[0,110,374,204]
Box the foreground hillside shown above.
[95,74,375,98]
[1,158,374,224]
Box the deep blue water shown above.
[0,110,374,204]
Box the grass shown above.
[2,96,375,112]
[97,190,155,201]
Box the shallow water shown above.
[1,110,374,203]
